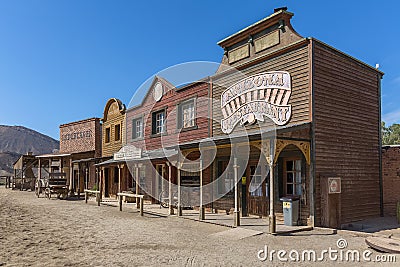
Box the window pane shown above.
[155,111,165,133]
[115,124,121,141]
[296,183,302,195]
[295,172,302,184]
[287,172,293,183]
[295,160,302,171]
[105,128,110,143]
[135,119,142,138]
[286,161,293,171]
[181,101,195,128]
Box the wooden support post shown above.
[269,140,276,234]
[118,165,122,195]
[85,191,88,203]
[140,197,144,216]
[85,167,89,190]
[177,165,182,216]
[97,192,101,206]
[69,159,73,194]
[77,164,81,199]
[233,156,240,227]
[167,162,174,215]
[135,165,140,209]
[199,158,205,220]
[119,194,123,211]
[99,167,103,201]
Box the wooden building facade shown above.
[98,98,131,198]
[58,117,102,196]
[125,76,211,208]
[209,8,383,228]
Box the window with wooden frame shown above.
[178,99,195,129]
[132,118,143,139]
[152,109,166,135]
[249,165,269,197]
[284,159,302,196]
[105,127,110,143]
[115,124,121,141]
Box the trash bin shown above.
[280,196,300,226]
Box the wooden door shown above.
[247,164,268,216]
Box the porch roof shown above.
[95,148,178,167]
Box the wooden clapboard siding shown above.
[102,99,126,158]
[212,44,311,136]
[126,79,210,151]
[312,39,381,226]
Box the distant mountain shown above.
[0,125,59,173]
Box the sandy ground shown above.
[0,187,398,267]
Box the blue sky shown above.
[0,1,399,139]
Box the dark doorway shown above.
[104,168,109,197]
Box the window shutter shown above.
[177,104,182,129]
[152,113,156,134]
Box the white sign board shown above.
[328,177,341,194]
[114,145,142,161]
[220,71,292,134]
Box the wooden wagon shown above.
[35,173,68,199]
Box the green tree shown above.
[382,121,400,145]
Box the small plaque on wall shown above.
[228,44,249,64]
[254,30,280,53]
[328,177,341,194]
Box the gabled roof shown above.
[127,76,175,111]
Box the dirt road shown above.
[0,188,397,266]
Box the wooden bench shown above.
[84,189,101,206]
[117,193,144,216]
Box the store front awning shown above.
[36,153,71,159]
[71,158,98,164]
[95,148,178,167]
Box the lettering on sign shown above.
[62,130,92,141]
[228,44,250,64]
[328,177,341,194]
[220,71,292,134]
[114,145,142,161]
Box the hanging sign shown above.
[328,177,341,194]
[220,71,292,134]
[114,145,142,161]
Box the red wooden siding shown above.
[126,80,211,151]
